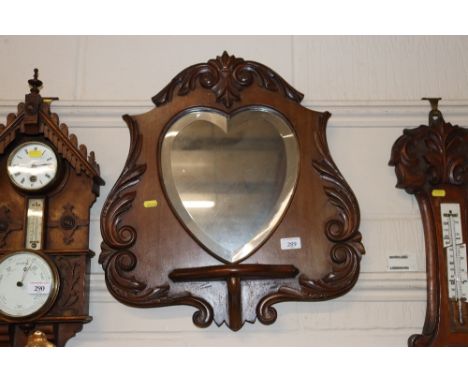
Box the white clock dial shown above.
[0,251,58,319]
[7,141,58,191]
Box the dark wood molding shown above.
[100,53,365,331]
[390,98,468,346]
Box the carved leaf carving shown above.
[152,51,304,108]
[52,257,82,315]
[390,120,468,193]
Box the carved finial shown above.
[422,97,444,127]
[28,68,43,94]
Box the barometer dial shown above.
[0,251,59,319]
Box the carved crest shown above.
[389,100,468,194]
[152,51,304,108]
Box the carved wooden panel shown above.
[0,70,104,346]
[100,52,365,331]
[390,98,468,346]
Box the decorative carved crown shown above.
[389,98,468,194]
[152,51,304,108]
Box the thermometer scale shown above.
[25,198,45,250]
[441,203,468,324]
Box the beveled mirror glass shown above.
[161,106,299,263]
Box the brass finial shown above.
[422,97,444,126]
[25,330,55,347]
[28,68,43,94]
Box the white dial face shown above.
[0,252,57,318]
[7,141,58,191]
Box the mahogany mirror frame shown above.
[100,52,365,331]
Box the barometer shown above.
[0,69,104,346]
[390,98,468,346]
[0,251,59,319]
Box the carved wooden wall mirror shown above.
[0,70,104,346]
[390,98,468,346]
[100,52,365,331]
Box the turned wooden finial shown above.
[28,68,43,94]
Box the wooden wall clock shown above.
[0,70,104,346]
[390,98,468,346]
[100,52,365,331]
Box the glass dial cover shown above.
[0,251,58,319]
[7,141,58,191]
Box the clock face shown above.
[7,141,59,191]
[0,251,59,319]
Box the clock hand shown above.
[17,260,32,288]
[31,162,52,168]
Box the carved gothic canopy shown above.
[100,52,365,331]
[0,70,104,346]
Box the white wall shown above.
[2,36,468,346]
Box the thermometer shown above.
[25,198,45,250]
[441,203,468,324]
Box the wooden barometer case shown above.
[100,52,365,331]
[390,98,468,346]
[0,70,104,346]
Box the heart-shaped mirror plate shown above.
[161,107,299,263]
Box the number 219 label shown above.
[280,237,302,250]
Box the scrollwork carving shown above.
[257,112,364,325]
[152,51,304,108]
[99,116,213,328]
[99,115,146,252]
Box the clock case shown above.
[390,98,468,346]
[0,71,104,346]
[100,52,365,331]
